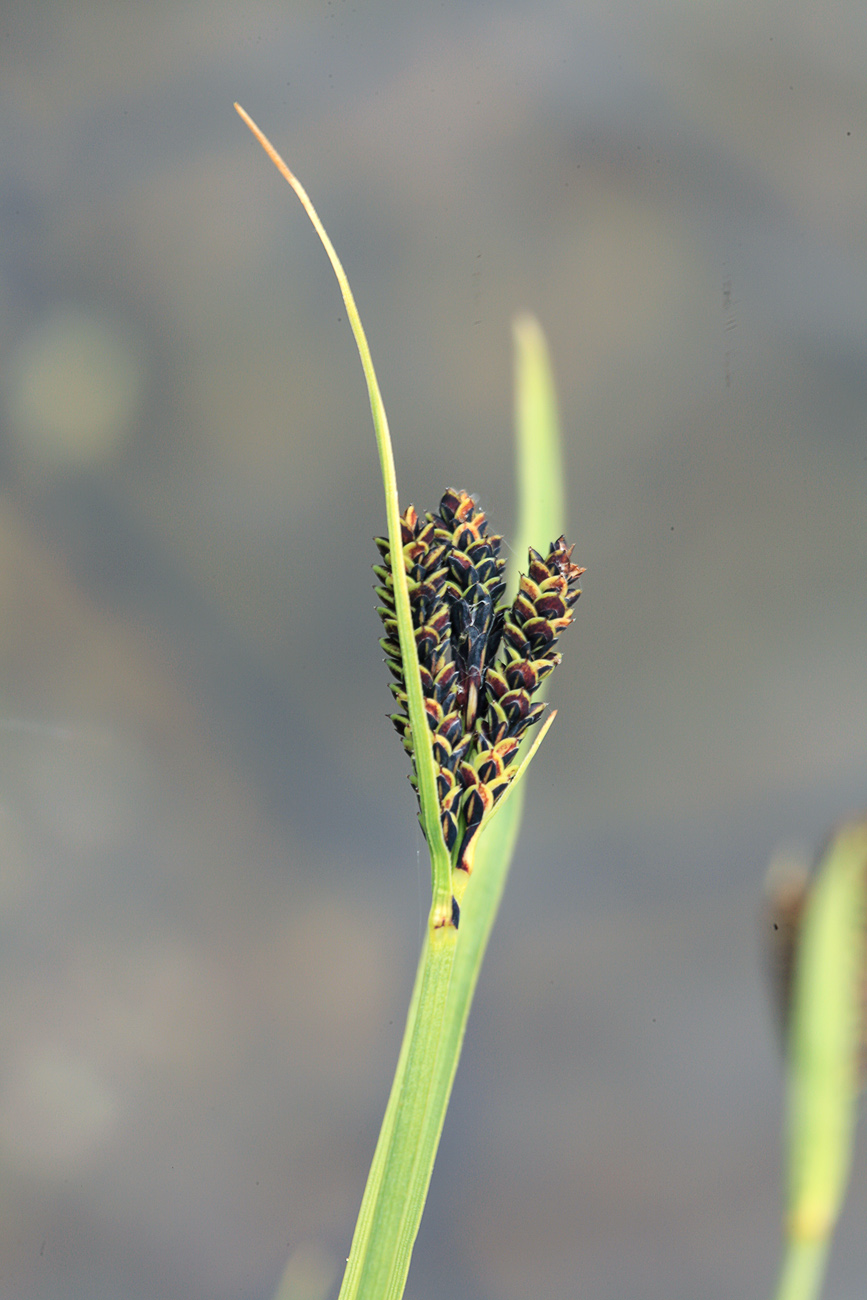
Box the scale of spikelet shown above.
[454,536,585,874]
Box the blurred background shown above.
[1,2,866,1298]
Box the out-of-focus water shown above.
[1,3,866,1297]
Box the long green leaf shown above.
[402,312,570,1246]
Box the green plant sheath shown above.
[235,106,571,1300]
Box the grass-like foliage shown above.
[234,104,865,1300]
[235,105,581,1299]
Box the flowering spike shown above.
[375,490,583,877]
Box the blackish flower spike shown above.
[375,491,583,878]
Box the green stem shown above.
[773,1238,829,1300]
[353,924,457,1299]
[337,933,430,1299]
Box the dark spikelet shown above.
[374,504,459,831]
[375,491,583,875]
[430,490,507,731]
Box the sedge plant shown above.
[235,104,867,1300]
[235,106,583,1300]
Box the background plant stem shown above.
[773,1238,829,1300]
